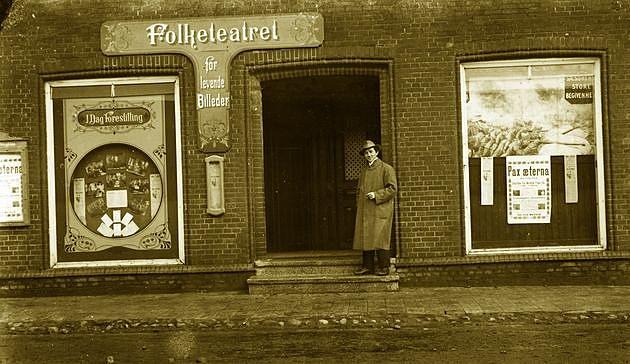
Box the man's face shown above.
[363,147,378,163]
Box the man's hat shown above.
[359,140,380,155]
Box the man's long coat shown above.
[353,158,397,251]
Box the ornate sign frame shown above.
[101,13,324,153]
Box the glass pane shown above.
[465,66,529,80]
[51,80,181,263]
[463,59,602,252]
[52,83,174,99]
[531,63,593,77]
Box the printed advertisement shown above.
[506,155,551,224]
[564,155,578,203]
[62,94,170,254]
[466,64,594,158]
[0,154,23,222]
[480,157,494,205]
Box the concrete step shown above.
[247,274,399,294]
[254,255,361,276]
[248,252,399,294]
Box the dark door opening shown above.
[262,75,380,253]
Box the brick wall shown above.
[1,1,629,286]
[0,268,253,297]
[398,252,630,287]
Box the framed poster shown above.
[45,77,184,268]
[0,139,29,227]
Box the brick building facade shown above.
[1,0,630,295]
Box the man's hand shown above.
[366,192,376,200]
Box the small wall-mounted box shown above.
[205,155,225,216]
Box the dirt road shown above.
[3,321,629,363]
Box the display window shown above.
[45,77,184,267]
[460,58,606,254]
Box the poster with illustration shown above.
[70,143,162,239]
[465,63,595,158]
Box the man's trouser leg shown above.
[354,250,375,275]
[375,249,390,276]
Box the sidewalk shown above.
[3,286,630,333]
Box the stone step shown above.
[254,256,361,276]
[247,274,399,295]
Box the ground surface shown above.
[2,321,629,363]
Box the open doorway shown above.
[262,75,381,253]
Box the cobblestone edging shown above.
[4,311,630,336]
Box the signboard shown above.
[77,107,151,127]
[101,13,324,153]
[0,139,29,226]
[506,155,551,224]
[564,76,593,104]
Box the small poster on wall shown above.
[480,157,494,205]
[0,154,24,222]
[506,155,551,224]
[564,155,578,203]
[0,139,29,226]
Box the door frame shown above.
[244,59,397,260]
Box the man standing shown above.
[353,140,397,276]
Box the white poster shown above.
[106,190,128,208]
[0,154,23,222]
[481,157,494,205]
[73,178,86,224]
[564,155,578,203]
[149,173,162,218]
[506,155,551,224]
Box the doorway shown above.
[262,75,380,253]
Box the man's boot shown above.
[375,249,390,276]
[354,250,375,275]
